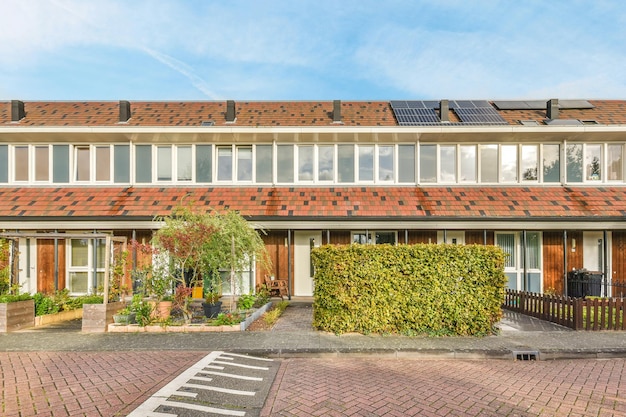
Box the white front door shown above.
[583,231,608,272]
[18,238,37,294]
[294,231,322,296]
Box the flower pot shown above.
[156,301,172,319]
[113,312,136,324]
[202,301,222,318]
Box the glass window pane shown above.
[177,146,192,181]
[585,144,602,181]
[217,147,232,181]
[256,145,273,183]
[419,144,436,183]
[71,239,89,267]
[135,145,152,183]
[14,146,29,181]
[0,145,7,183]
[95,239,106,269]
[113,145,130,183]
[277,145,294,183]
[521,145,538,181]
[376,231,396,245]
[500,145,517,182]
[338,145,354,183]
[543,144,560,183]
[607,144,623,181]
[352,232,371,244]
[35,146,49,181]
[398,144,415,183]
[525,232,540,270]
[237,146,252,181]
[439,146,456,182]
[318,145,334,181]
[196,145,212,183]
[480,145,498,182]
[69,272,88,294]
[358,146,374,181]
[378,145,394,181]
[460,145,476,182]
[496,233,516,268]
[157,146,172,181]
[53,145,70,183]
[298,145,313,181]
[566,144,583,182]
[75,146,90,181]
[95,146,110,181]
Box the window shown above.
[298,145,314,181]
[35,146,49,181]
[521,145,538,181]
[398,144,415,183]
[352,231,397,245]
[585,144,602,181]
[14,146,28,181]
[0,145,7,183]
[318,145,334,181]
[419,145,436,183]
[542,144,560,182]
[566,144,583,182]
[378,146,394,181]
[460,145,476,182]
[196,145,212,183]
[607,144,623,181]
[277,145,294,183]
[337,145,354,183]
[135,145,152,183]
[480,144,498,182]
[237,146,252,181]
[217,146,232,181]
[68,238,105,295]
[177,146,192,181]
[255,145,273,183]
[500,145,517,182]
[75,146,90,181]
[157,146,172,181]
[358,146,374,181]
[113,145,130,183]
[95,146,110,181]
[439,145,456,182]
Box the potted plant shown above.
[113,306,135,324]
[202,290,222,318]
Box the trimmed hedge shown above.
[312,244,507,336]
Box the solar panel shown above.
[394,108,440,125]
[454,107,508,125]
[493,100,594,110]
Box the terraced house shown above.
[1,98,626,298]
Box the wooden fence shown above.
[503,290,626,331]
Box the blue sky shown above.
[1,0,625,101]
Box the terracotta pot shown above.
[156,301,172,319]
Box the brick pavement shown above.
[0,351,204,417]
[261,358,626,416]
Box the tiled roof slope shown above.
[3,100,626,127]
[1,186,625,220]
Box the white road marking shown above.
[162,399,246,416]
[182,382,255,396]
[212,360,269,370]
[198,370,263,381]
[220,352,274,362]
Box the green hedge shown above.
[312,244,507,336]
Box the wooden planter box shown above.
[0,299,35,332]
[35,308,83,327]
[82,301,126,333]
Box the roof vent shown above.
[11,100,25,122]
[439,99,449,122]
[547,98,559,119]
[119,100,131,122]
[201,120,215,126]
[226,100,236,122]
[332,100,342,123]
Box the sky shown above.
[1,0,625,101]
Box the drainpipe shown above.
[405,229,408,245]
[92,231,97,295]
[287,230,292,300]
[326,229,330,245]
[602,230,613,297]
[132,229,137,270]
[443,229,447,244]
[54,230,58,291]
[483,230,487,245]
[522,230,527,291]
[563,230,567,295]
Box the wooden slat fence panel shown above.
[504,289,625,331]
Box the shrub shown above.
[237,293,256,310]
[0,293,33,303]
[312,244,506,336]
[34,293,60,316]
